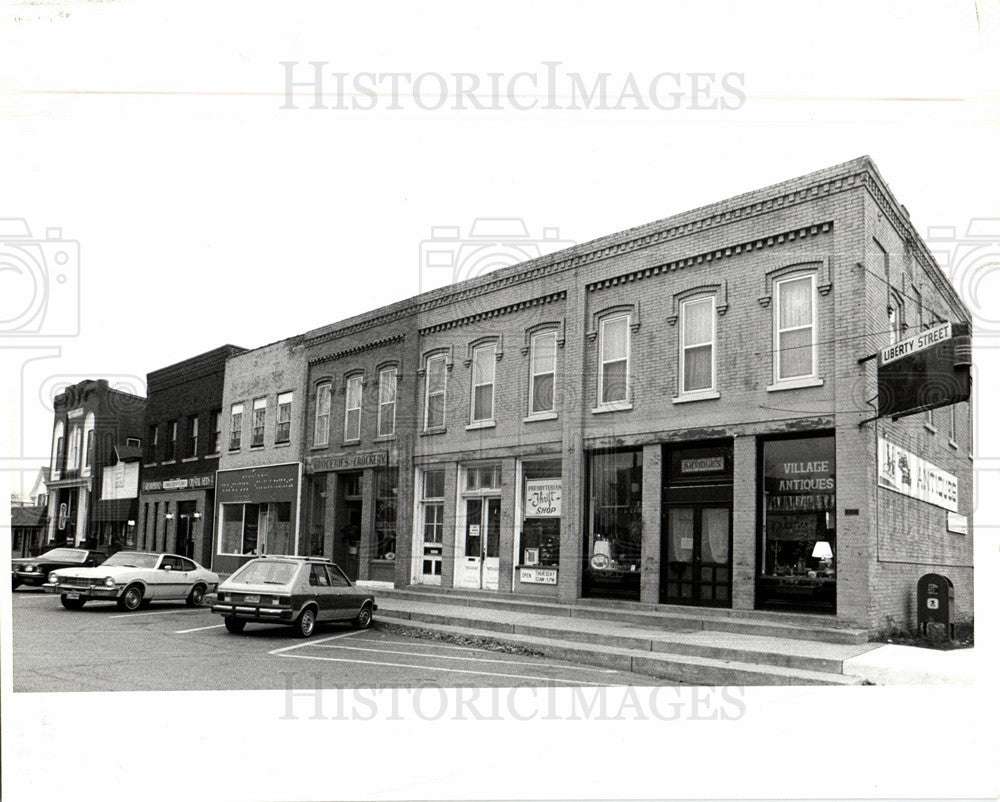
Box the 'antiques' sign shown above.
[680,456,725,474]
[308,450,389,473]
[142,475,215,492]
[878,437,958,512]
[524,479,561,517]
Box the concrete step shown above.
[378,587,869,645]
[375,613,864,686]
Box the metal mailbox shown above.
[917,573,955,638]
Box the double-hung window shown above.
[165,421,177,461]
[773,274,817,384]
[424,355,447,430]
[276,392,293,444]
[211,411,221,453]
[344,375,362,442]
[377,368,397,438]
[189,416,199,457]
[529,330,556,415]
[470,343,496,423]
[598,314,630,406]
[314,383,331,446]
[229,403,243,451]
[679,296,716,396]
[888,291,905,345]
[251,398,266,447]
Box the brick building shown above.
[44,379,146,551]
[138,345,246,566]
[213,337,308,575]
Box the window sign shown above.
[525,479,561,517]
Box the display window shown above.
[584,448,642,600]
[517,459,561,586]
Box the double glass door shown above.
[661,504,732,606]
[456,497,500,590]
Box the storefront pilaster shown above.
[440,465,458,588]
[640,444,662,604]
[498,456,517,593]
[358,469,374,580]
[322,472,338,560]
[732,434,757,611]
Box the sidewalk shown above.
[842,643,978,685]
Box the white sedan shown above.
[44,551,219,611]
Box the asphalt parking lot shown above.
[11,588,666,691]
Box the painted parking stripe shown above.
[174,623,226,634]
[317,642,621,674]
[108,607,208,619]
[275,651,606,686]
[267,630,360,656]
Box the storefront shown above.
[514,458,562,596]
[661,441,733,607]
[757,433,836,613]
[583,448,643,600]
[454,463,503,591]
[139,473,216,566]
[215,462,301,574]
[304,450,398,582]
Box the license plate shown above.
[244,595,260,603]
[65,591,80,599]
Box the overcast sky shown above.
[3,0,999,798]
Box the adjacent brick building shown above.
[138,345,246,567]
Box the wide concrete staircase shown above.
[373,586,877,686]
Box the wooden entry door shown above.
[661,504,732,606]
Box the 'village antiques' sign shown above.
[524,479,561,517]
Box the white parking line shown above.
[276,651,606,686]
[267,630,360,655]
[108,608,207,619]
[174,623,226,634]
[318,642,620,673]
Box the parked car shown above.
[43,551,219,611]
[12,547,106,589]
[212,555,376,637]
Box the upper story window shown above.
[211,410,222,453]
[774,274,817,383]
[888,291,905,345]
[67,424,82,469]
[189,416,199,457]
[529,330,557,415]
[229,403,243,451]
[54,434,65,474]
[147,424,158,462]
[84,429,95,470]
[949,404,957,444]
[424,354,447,430]
[377,367,397,438]
[344,375,362,442]
[165,420,178,461]
[314,383,332,446]
[598,314,630,406]
[51,421,65,478]
[251,398,266,447]
[470,343,496,423]
[276,392,293,444]
[680,296,716,395]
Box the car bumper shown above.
[42,583,120,599]
[212,603,296,622]
[13,573,46,586]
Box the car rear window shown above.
[228,561,298,586]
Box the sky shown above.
[2,0,999,799]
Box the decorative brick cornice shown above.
[419,291,566,336]
[587,222,833,293]
[308,333,406,367]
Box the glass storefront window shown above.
[519,460,561,568]
[585,449,642,599]
[307,478,326,556]
[758,434,836,612]
[374,468,398,560]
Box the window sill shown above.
[374,434,396,443]
[466,420,496,431]
[765,377,824,393]
[161,460,176,466]
[274,441,291,448]
[311,443,330,451]
[341,439,361,447]
[228,448,241,454]
[672,389,720,404]
[421,427,447,437]
[948,440,959,450]
[145,462,157,468]
[249,446,264,451]
[592,401,633,414]
[181,456,199,463]
[923,423,937,434]
[524,411,558,422]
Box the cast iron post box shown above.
[917,573,955,638]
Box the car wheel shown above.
[352,602,373,629]
[117,584,144,612]
[294,607,317,638]
[224,617,246,633]
[186,584,206,607]
[60,595,86,610]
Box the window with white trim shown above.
[314,383,331,446]
[276,392,293,444]
[344,375,362,441]
[211,410,221,453]
[599,314,630,405]
[470,343,496,423]
[67,424,82,469]
[774,274,817,382]
[529,330,556,414]
[189,415,199,457]
[888,291,905,345]
[229,403,243,451]
[251,398,266,447]
[377,367,397,437]
[680,296,715,394]
[424,354,447,430]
